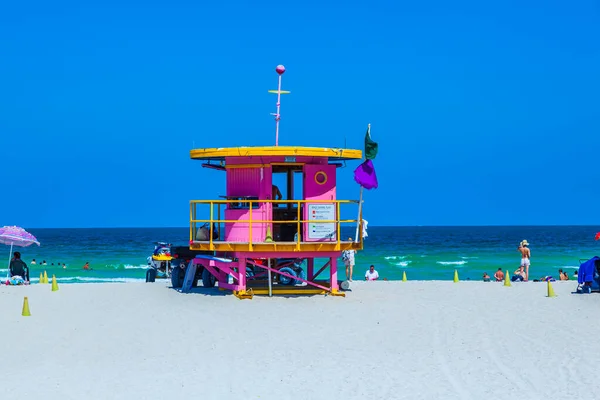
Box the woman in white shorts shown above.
[342,239,356,281]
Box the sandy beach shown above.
[1,280,598,400]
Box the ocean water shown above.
[2,226,599,283]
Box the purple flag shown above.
[353,159,378,189]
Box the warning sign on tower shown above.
[307,203,336,241]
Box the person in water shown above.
[518,240,531,281]
[83,262,90,270]
[30,258,36,265]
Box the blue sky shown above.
[1,0,599,227]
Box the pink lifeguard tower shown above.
[188,65,365,298]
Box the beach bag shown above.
[342,251,349,261]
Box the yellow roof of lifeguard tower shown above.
[190,146,362,161]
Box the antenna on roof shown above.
[268,65,290,146]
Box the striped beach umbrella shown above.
[0,226,40,278]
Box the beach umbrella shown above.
[0,226,40,278]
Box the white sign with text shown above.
[307,203,336,240]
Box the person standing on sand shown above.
[518,240,531,281]
[342,238,356,281]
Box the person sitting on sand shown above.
[559,269,569,281]
[511,266,526,282]
[483,272,491,282]
[365,265,379,281]
[9,252,29,283]
[494,268,504,282]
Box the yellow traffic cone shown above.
[22,297,31,316]
[51,275,59,292]
[504,270,511,287]
[402,271,407,282]
[453,269,459,283]
[43,270,48,284]
[547,280,556,297]
[264,225,273,243]
[39,272,43,284]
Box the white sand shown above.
[1,280,598,400]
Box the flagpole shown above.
[355,124,370,242]
[269,65,289,147]
[354,187,363,242]
[275,72,282,146]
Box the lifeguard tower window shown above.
[272,165,303,241]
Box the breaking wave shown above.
[437,261,467,266]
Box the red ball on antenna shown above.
[275,65,286,75]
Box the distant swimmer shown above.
[83,262,90,270]
[518,240,531,281]
[62,263,67,269]
[30,259,36,265]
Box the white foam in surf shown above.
[56,277,145,283]
[384,256,407,260]
[123,264,150,270]
[437,261,467,266]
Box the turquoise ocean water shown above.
[2,226,599,283]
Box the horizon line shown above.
[22,224,600,229]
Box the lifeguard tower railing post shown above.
[189,199,362,251]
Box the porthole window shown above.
[315,171,327,185]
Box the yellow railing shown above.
[189,199,362,250]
